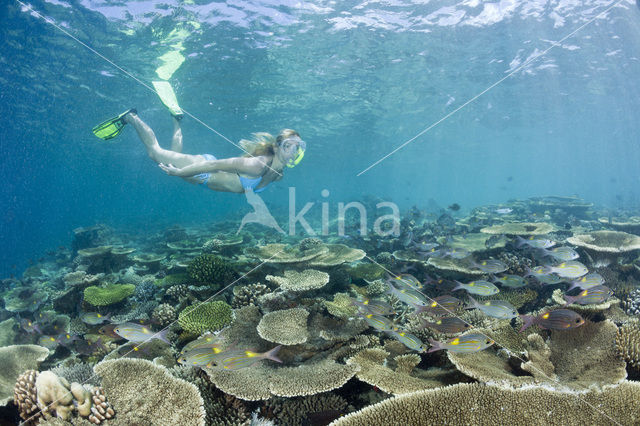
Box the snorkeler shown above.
[92,82,305,193]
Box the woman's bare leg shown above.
[124,112,203,168]
[170,116,183,153]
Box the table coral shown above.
[83,284,135,306]
[265,269,330,292]
[257,308,310,345]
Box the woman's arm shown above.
[159,156,267,177]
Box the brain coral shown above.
[94,358,206,426]
[257,308,310,345]
[331,381,640,425]
[178,301,234,334]
[83,284,135,306]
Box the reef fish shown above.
[387,330,427,352]
[472,259,508,274]
[466,295,518,319]
[389,274,423,291]
[180,332,227,355]
[359,313,398,332]
[515,236,555,249]
[519,309,585,332]
[412,241,439,252]
[548,261,589,279]
[563,285,613,305]
[209,345,282,370]
[419,317,471,334]
[386,282,428,307]
[538,246,579,261]
[414,295,463,317]
[535,273,565,285]
[440,248,471,259]
[566,273,605,292]
[20,319,42,334]
[80,312,111,325]
[178,346,225,367]
[452,280,500,296]
[38,335,59,350]
[492,274,527,288]
[113,323,170,344]
[427,333,495,353]
[349,298,395,316]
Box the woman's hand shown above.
[159,163,183,176]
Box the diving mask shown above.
[280,136,306,168]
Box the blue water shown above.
[2,0,640,277]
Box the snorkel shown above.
[280,136,306,168]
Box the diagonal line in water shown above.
[356,0,625,176]
[14,0,282,177]
[363,254,623,426]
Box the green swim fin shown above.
[92,108,136,140]
[153,80,183,119]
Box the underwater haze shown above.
[2,0,640,425]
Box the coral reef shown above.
[0,345,49,406]
[94,358,205,425]
[264,393,351,426]
[480,222,554,235]
[306,244,366,267]
[187,254,236,285]
[232,283,272,308]
[265,269,330,292]
[178,301,234,334]
[152,303,178,327]
[244,243,328,264]
[616,320,640,371]
[257,308,310,345]
[83,284,135,306]
[332,381,640,425]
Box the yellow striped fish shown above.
[211,345,282,370]
[427,333,494,353]
[549,261,588,279]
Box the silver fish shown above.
[516,236,555,249]
[564,285,613,305]
[519,309,584,332]
[539,246,579,261]
[467,295,518,319]
[386,282,428,307]
[113,323,170,344]
[550,261,588,279]
[80,312,111,325]
[427,332,494,353]
[388,330,427,352]
[453,280,500,296]
[359,313,398,332]
[473,259,508,274]
[493,274,527,288]
[566,273,605,292]
[210,345,282,370]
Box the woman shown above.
[93,109,305,193]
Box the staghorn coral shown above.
[616,320,640,371]
[480,222,555,236]
[0,345,49,406]
[205,359,359,401]
[187,254,236,286]
[178,301,234,334]
[346,348,455,395]
[446,320,626,391]
[152,303,178,327]
[257,308,310,345]
[94,358,206,426]
[232,283,272,308]
[331,381,640,425]
[265,269,330,292]
[83,284,135,306]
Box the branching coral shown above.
[616,320,640,371]
[187,254,236,286]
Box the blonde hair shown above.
[239,129,301,157]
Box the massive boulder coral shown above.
[0,345,49,406]
[331,381,640,425]
[257,308,310,345]
[265,269,330,292]
[94,358,206,426]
